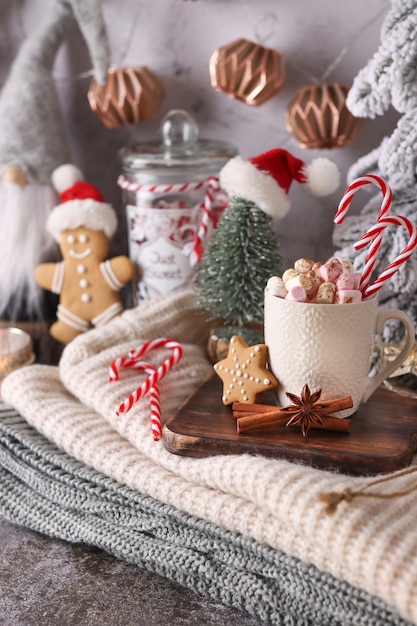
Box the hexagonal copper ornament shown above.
[285,83,364,149]
[88,66,164,129]
[209,38,285,106]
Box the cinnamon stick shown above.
[233,402,278,414]
[236,412,288,431]
[236,411,351,433]
[233,396,353,417]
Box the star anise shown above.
[282,384,324,437]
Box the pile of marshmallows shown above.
[267,257,363,304]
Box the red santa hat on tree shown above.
[219,148,340,219]
[47,164,118,242]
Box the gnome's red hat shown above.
[46,164,117,242]
[219,148,340,219]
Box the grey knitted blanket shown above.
[0,404,410,626]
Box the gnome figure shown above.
[35,165,135,344]
[0,0,110,321]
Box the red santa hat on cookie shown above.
[46,164,118,242]
[219,148,340,220]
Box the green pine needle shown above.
[197,197,282,326]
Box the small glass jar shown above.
[118,109,238,305]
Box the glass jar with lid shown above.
[118,109,238,305]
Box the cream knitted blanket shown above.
[2,290,417,624]
[2,405,410,626]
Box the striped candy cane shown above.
[334,174,392,225]
[109,354,139,381]
[334,175,393,294]
[117,360,162,440]
[126,337,183,365]
[109,338,184,440]
[354,215,417,299]
[149,382,162,441]
[117,175,227,265]
[356,224,386,295]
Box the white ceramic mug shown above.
[264,289,415,417]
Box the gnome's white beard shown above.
[0,181,58,319]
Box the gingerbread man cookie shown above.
[213,335,278,405]
[35,164,135,344]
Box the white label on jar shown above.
[126,204,199,303]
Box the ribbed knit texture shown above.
[3,290,417,624]
[1,405,411,626]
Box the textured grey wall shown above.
[0,0,398,266]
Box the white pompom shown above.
[220,156,291,220]
[51,164,84,192]
[304,158,341,196]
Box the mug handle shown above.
[362,309,415,402]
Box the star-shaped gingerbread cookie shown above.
[213,335,278,405]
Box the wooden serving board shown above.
[162,374,417,476]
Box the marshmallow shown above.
[335,289,362,304]
[294,258,314,274]
[340,259,354,273]
[304,270,321,296]
[275,257,364,306]
[285,286,308,302]
[316,281,336,304]
[266,275,287,298]
[319,258,344,283]
[282,268,300,283]
[336,271,355,291]
[311,261,323,274]
[285,273,313,293]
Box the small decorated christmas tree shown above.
[197,148,340,356]
[197,195,282,328]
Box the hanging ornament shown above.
[88,66,164,129]
[285,83,364,149]
[209,38,285,106]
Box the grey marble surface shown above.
[0,517,263,626]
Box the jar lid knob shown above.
[159,109,199,148]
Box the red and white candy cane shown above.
[117,175,226,265]
[354,215,417,299]
[109,356,162,440]
[118,360,162,440]
[334,174,393,294]
[334,174,392,225]
[125,337,183,366]
[109,338,184,440]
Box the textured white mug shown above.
[264,289,415,417]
